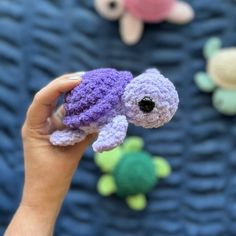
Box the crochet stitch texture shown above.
[50,68,179,152]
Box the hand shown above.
[5,73,95,236]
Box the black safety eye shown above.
[138,97,155,113]
[108,1,117,9]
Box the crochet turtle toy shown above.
[50,68,179,152]
[95,137,171,210]
[195,38,236,115]
[95,0,194,45]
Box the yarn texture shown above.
[195,38,236,115]
[95,0,194,45]
[64,68,132,129]
[50,68,179,152]
[92,115,128,152]
[122,69,179,128]
[113,152,157,197]
[208,48,236,90]
[124,0,175,22]
[95,137,172,210]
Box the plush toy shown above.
[195,38,236,115]
[95,0,194,45]
[95,137,171,210]
[50,68,179,152]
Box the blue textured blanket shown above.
[0,0,236,235]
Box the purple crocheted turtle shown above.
[50,68,179,152]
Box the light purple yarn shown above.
[122,68,179,128]
[50,68,179,152]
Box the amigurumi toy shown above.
[95,137,171,210]
[95,0,194,45]
[50,68,179,152]
[195,38,236,115]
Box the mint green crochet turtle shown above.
[95,137,171,211]
[195,37,236,115]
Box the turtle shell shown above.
[64,68,133,129]
[124,0,175,22]
[113,152,157,197]
[208,48,236,90]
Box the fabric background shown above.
[0,0,236,235]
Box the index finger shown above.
[26,73,82,127]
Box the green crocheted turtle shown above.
[95,137,171,210]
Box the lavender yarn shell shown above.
[64,68,133,129]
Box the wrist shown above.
[5,203,58,236]
[21,174,71,214]
[20,191,64,221]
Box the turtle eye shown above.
[138,97,155,113]
[95,0,124,20]
[108,0,118,10]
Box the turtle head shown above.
[213,88,236,115]
[95,0,124,20]
[122,69,179,128]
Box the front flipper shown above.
[123,137,144,153]
[194,72,216,92]
[97,174,116,196]
[92,115,128,152]
[126,194,147,211]
[153,157,171,178]
[50,129,87,146]
[119,12,144,45]
[166,1,194,24]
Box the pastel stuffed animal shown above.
[195,38,236,115]
[95,0,194,45]
[50,68,179,152]
[95,137,171,210]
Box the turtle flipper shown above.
[166,1,194,24]
[50,129,87,146]
[119,12,144,45]
[95,147,123,173]
[92,115,128,152]
[204,37,222,59]
[97,174,116,196]
[126,194,147,210]
[213,89,236,116]
[153,157,171,178]
[122,137,144,153]
[194,72,216,92]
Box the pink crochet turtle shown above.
[95,0,194,45]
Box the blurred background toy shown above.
[50,68,179,152]
[195,38,236,115]
[95,137,171,210]
[95,0,195,45]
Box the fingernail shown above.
[75,71,85,76]
[68,75,82,81]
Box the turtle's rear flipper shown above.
[50,129,87,146]
[166,1,194,24]
[126,194,147,211]
[92,115,128,153]
[194,72,216,92]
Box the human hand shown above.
[5,73,95,236]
